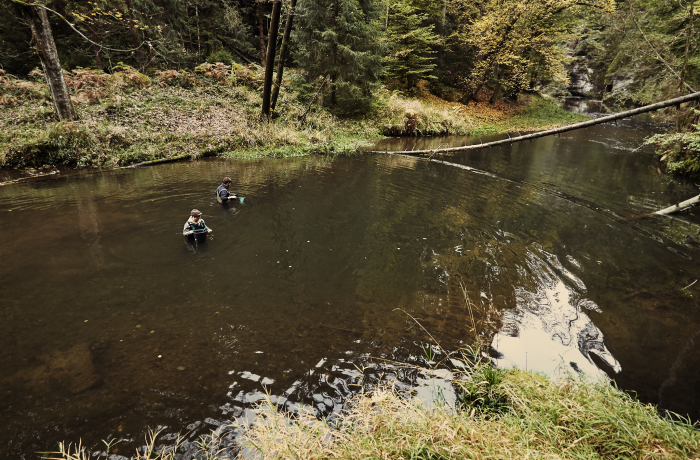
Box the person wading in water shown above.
[216,177,238,203]
[183,209,212,238]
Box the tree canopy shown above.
[1,0,697,113]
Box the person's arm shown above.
[220,187,238,201]
[203,219,213,233]
[183,221,193,236]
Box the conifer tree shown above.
[384,0,439,89]
[293,0,384,112]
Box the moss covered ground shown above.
[0,66,587,170]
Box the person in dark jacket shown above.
[183,209,212,236]
[216,177,238,203]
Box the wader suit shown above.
[183,216,209,236]
[216,183,237,203]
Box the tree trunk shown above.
[124,0,146,66]
[185,0,193,54]
[330,74,337,105]
[23,5,76,121]
[679,0,694,94]
[89,26,104,71]
[489,66,501,104]
[261,0,282,120]
[462,83,483,105]
[655,194,700,215]
[270,0,297,112]
[258,1,266,65]
[196,2,201,60]
[440,1,447,34]
[489,82,502,104]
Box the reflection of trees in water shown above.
[351,153,621,381]
[75,183,106,270]
[430,201,620,379]
[351,158,543,349]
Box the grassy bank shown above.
[236,364,700,459]
[0,66,587,169]
[50,360,700,460]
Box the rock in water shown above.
[9,343,102,394]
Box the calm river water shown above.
[2,114,700,458]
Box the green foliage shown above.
[577,0,699,106]
[646,109,700,176]
[452,0,615,103]
[206,50,235,66]
[458,364,509,416]
[0,0,261,75]
[384,0,440,89]
[293,0,385,113]
[0,2,39,75]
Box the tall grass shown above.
[238,364,700,459]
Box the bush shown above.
[109,62,151,90]
[229,64,264,88]
[154,70,199,88]
[194,62,231,84]
[646,108,700,176]
[1,123,135,167]
[206,50,235,66]
[0,71,49,102]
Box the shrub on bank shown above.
[646,108,700,176]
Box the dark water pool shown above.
[2,115,700,458]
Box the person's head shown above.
[191,209,202,221]
[223,177,232,187]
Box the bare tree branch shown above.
[10,0,146,54]
[632,16,696,93]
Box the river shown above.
[1,111,700,458]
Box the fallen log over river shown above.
[369,92,700,155]
[654,194,700,215]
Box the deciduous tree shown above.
[16,1,76,120]
[453,0,615,103]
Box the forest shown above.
[0,0,699,171]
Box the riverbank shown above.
[238,366,700,459]
[51,363,700,460]
[0,65,587,169]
